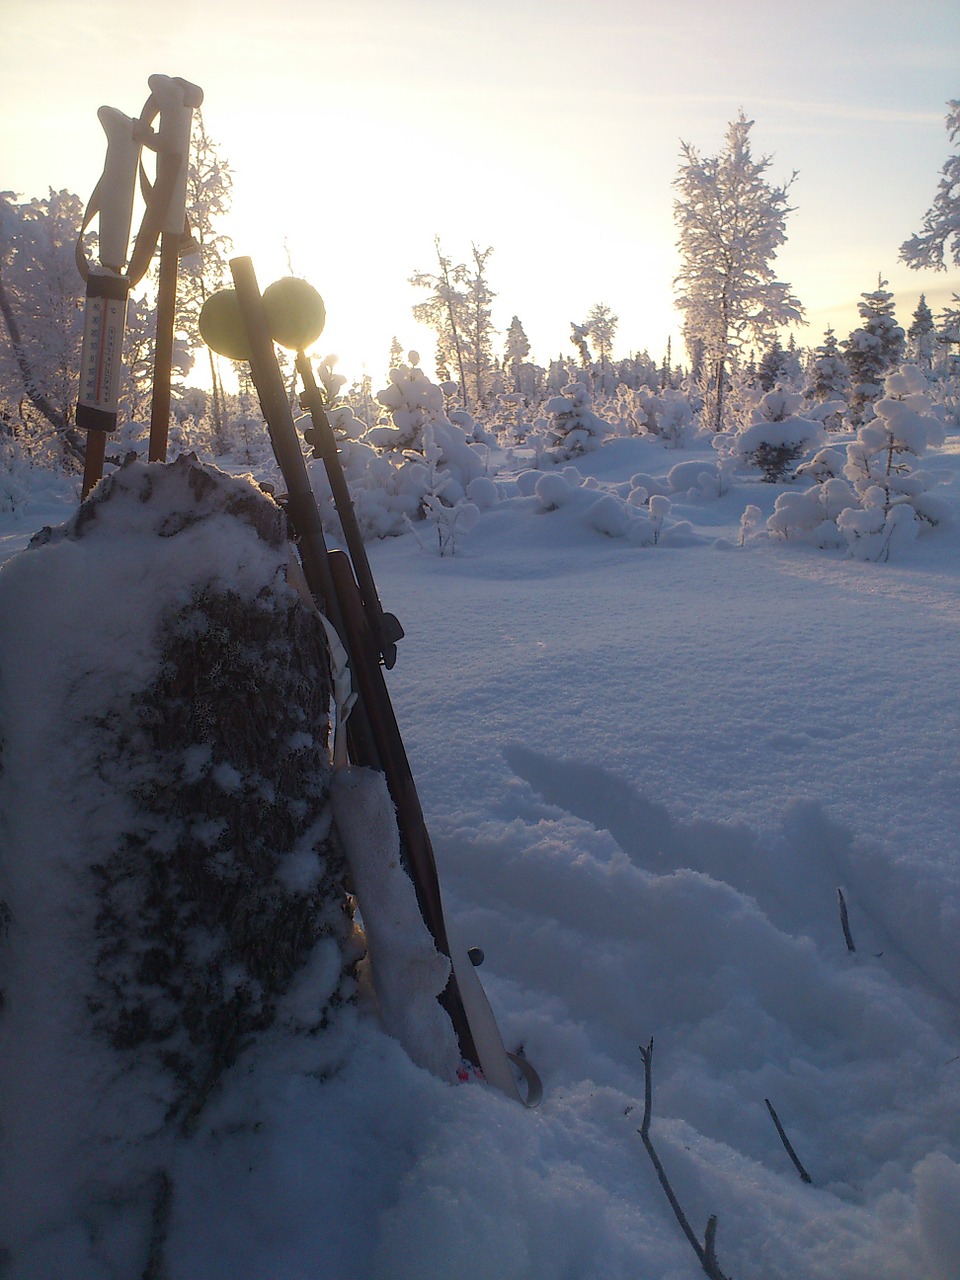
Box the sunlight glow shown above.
[3,0,959,388]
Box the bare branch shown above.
[838,888,856,953]
[764,1098,813,1184]
[637,1039,734,1280]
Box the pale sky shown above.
[3,0,959,384]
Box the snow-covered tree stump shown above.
[0,455,355,1273]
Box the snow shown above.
[331,765,460,1082]
[1,423,959,1279]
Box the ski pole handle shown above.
[95,106,140,273]
[77,104,139,437]
[147,74,203,234]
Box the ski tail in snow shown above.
[216,257,541,1105]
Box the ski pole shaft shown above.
[295,351,404,668]
[230,258,342,618]
[148,235,179,463]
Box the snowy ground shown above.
[1,428,959,1280]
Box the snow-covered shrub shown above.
[764,367,949,560]
[795,447,846,485]
[837,495,921,562]
[729,388,820,482]
[535,471,578,511]
[490,391,533,446]
[326,402,369,443]
[665,457,735,499]
[806,397,848,433]
[586,493,629,537]
[739,504,762,545]
[543,382,614,459]
[467,475,499,510]
[411,489,480,556]
[300,361,491,542]
[617,384,694,447]
[371,355,446,451]
[627,471,671,501]
[422,420,488,502]
[516,469,542,497]
[404,423,481,556]
[648,494,671,543]
[842,365,947,524]
[626,501,699,548]
[766,479,854,547]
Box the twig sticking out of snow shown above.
[838,888,856,953]
[143,1170,172,1280]
[764,1098,813,1184]
[637,1038,734,1280]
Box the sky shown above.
[2,0,960,385]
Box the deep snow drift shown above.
[0,422,958,1280]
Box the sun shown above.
[218,103,440,387]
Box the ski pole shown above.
[224,258,480,1067]
[294,349,405,669]
[243,275,405,667]
[144,75,203,464]
[76,106,142,497]
[76,77,201,496]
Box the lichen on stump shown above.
[91,575,353,1127]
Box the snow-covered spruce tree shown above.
[843,277,905,423]
[900,99,960,274]
[543,381,615,460]
[504,315,531,394]
[726,387,820,482]
[907,294,938,369]
[673,111,804,431]
[758,334,790,390]
[0,457,357,1272]
[757,333,802,392]
[808,326,850,404]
